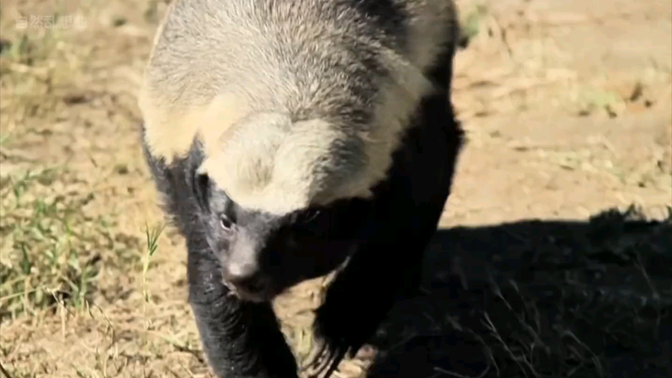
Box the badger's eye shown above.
[220,215,234,230]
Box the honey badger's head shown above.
[193,112,380,303]
[136,0,453,303]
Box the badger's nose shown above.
[223,263,265,294]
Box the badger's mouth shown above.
[221,273,282,303]
[219,239,355,304]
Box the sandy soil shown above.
[1,0,670,377]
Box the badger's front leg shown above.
[307,193,449,378]
[141,138,299,378]
[187,232,299,378]
[307,234,430,378]
[306,70,464,378]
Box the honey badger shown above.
[138,0,464,377]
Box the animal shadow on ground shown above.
[362,207,672,378]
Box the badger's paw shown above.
[303,308,353,378]
[304,292,382,378]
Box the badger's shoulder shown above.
[138,0,459,215]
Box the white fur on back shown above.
[201,114,360,215]
[139,0,458,215]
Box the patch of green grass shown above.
[0,362,36,378]
[0,21,82,130]
[576,87,625,118]
[0,132,15,147]
[459,3,489,48]
[0,166,138,321]
[0,8,144,323]
[142,222,165,304]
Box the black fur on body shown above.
[140,1,464,377]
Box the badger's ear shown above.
[193,166,211,212]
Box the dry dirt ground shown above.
[1,0,671,377]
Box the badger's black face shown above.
[193,171,370,303]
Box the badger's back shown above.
[139,0,458,214]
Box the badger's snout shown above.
[221,259,270,302]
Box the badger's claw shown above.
[304,317,351,378]
[305,342,346,378]
[303,293,369,378]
